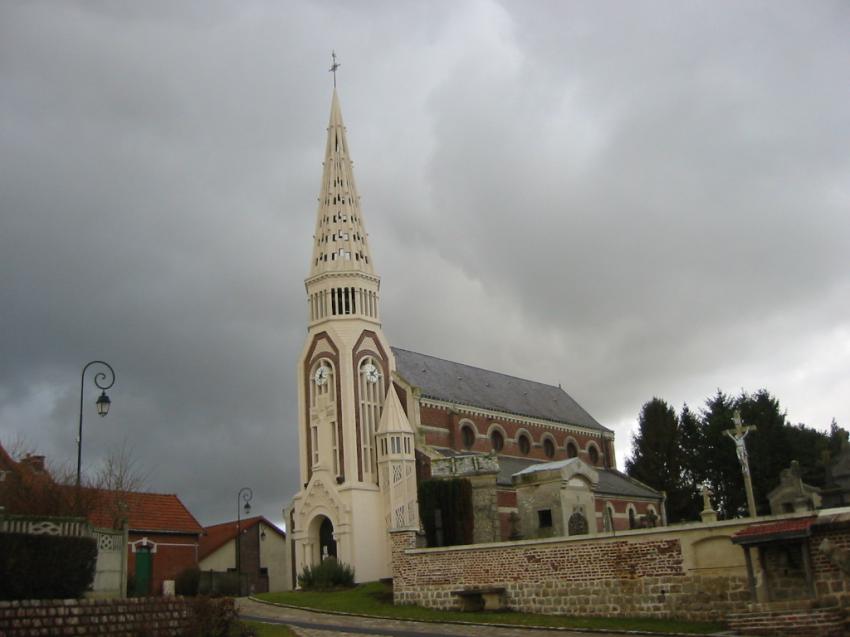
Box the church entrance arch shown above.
[308,514,338,563]
[319,516,337,559]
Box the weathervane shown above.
[329,50,341,88]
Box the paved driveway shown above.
[237,598,658,637]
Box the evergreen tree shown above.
[697,390,742,518]
[626,398,679,487]
[628,389,848,522]
[626,398,696,523]
[736,389,793,516]
[675,404,703,521]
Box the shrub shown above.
[197,570,242,597]
[0,532,97,600]
[175,565,200,596]
[297,557,355,590]
[182,596,255,637]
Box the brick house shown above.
[199,516,290,593]
[89,491,203,596]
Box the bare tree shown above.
[91,440,149,529]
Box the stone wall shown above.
[0,597,200,636]
[811,524,850,606]
[391,528,751,622]
[728,605,845,637]
[392,514,850,630]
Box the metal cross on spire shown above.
[329,50,341,88]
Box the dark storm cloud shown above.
[1,0,848,525]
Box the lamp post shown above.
[236,487,253,590]
[77,360,116,487]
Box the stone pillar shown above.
[467,472,499,544]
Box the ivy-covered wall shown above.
[418,478,474,547]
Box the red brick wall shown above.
[239,524,269,594]
[128,532,199,595]
[810,525,850,605]
[419,405,609,468]
[497,490,516,508]
[0,597,203,637]
[595,498,661,531]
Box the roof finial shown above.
[329,50,341,89]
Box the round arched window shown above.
[588,445,599,465]
[566,442,578,458]
[543,438,555,458]
[461,425,476,449]
[490,430,504,452]
[518,433,531,455]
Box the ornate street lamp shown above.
[236,487,253,590]
[77,360,116,487]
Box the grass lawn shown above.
[255,581,724,634]
[241,620,297,637]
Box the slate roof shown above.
[596,469,663,500]
[88,490,203,535]
[392,348,609,433]
[430,449,661,499]
[199,516,285,560]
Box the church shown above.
[286,88,664,583]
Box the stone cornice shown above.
[305,270,381,288]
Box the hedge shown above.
[0,532,97,600]
[418,477,474,547]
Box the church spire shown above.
[308,89,375,279]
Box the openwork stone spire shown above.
[309,90,374,278]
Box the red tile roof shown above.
[88,490,203,535]
[0,442,16,472]
[199,516,285,560]
[733,516,816,543]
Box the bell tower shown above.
[288,84,414,584]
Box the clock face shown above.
[314,365,330,386]
[363,363,380,384]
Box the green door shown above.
[135,547,152,596]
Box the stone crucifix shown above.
[724,409,757,517]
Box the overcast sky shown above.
[2,1,849,527]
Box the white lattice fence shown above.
[0,515,93,537]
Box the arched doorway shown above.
[318,516,337,560]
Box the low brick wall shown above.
[390,529,751,622]
[0,597,195,636]
[728,605,845,637]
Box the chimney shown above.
[21,454,46,473]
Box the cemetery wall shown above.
[391,520,754,622]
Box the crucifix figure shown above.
[329,50,341,88]
[724,409,758,517]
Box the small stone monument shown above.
[700,483,717,523]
